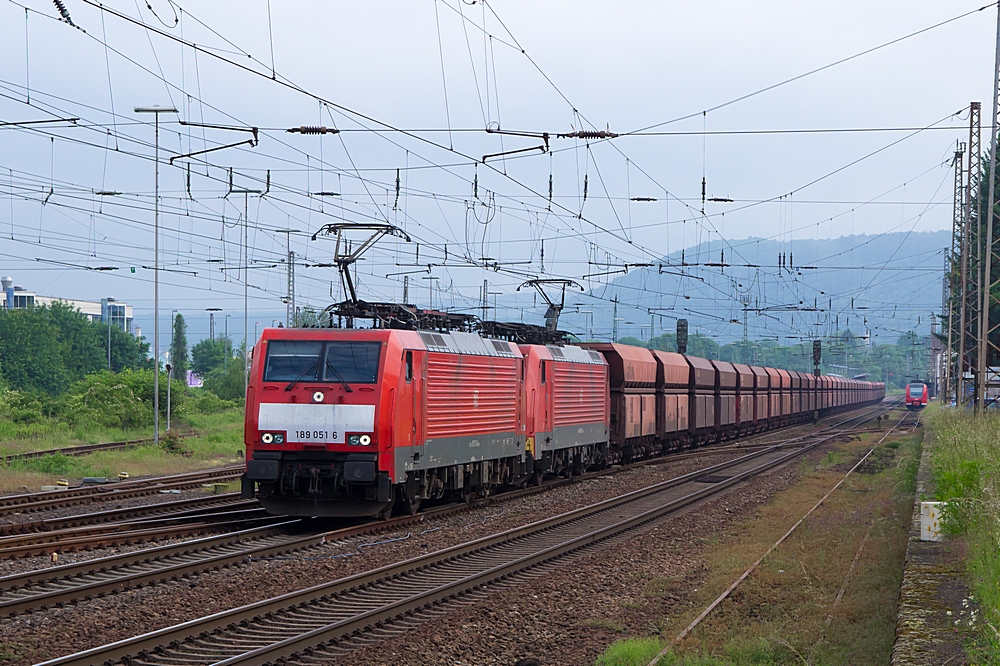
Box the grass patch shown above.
[596,409,921,666]
[595,637,791,666]
[0,402,245,491]
[929,407,1000,661]
[596,637,665,666]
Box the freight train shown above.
[241,327,884,517]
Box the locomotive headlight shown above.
[359,434,371,446]
[347,433,373,446]
[312,391,325,403]
[261,433,274,444]
[260,432,284,445]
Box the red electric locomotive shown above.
[905,382,928,409]
[244,327,528,517]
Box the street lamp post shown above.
[225,314,232,339]
[165,356,172,433]
[135,105,178,448]
[106,300,112,370]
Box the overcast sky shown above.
[0,0,995,349]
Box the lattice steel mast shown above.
[945,143,965,404]
[980,4,1000,410]
[959,102,981,407]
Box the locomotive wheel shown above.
[459,485,474,504]
[397,488,422,515]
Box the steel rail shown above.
[1,428,208,466]
[0,493,250,536]
[38,402,896,666]
[0,509,279,559]
[0,465,244,516]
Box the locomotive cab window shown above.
[405,351,413,382]
[541,361,547,384]
[263,340,381,384]
[323,341,381,384]
[263,341,322,382]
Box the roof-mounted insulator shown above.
[52,0,82,30]
[287,126,339,135]
[558,130,618,139]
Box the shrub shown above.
[188,390,238,415]
[64,374,151,430]
[203,359,246,403]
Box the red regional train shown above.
[242,327,885,517]
[904,382,928,409]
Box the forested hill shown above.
[555,230,948,344]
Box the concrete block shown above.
[920,501,946,541]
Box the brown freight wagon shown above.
[581,343,656,461]
[750,365,770,427]
[650,350,690,447]
[686,355,716,437]
[711,359,738,434]
[732,363,755,435]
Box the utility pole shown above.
[274,228,300,327]
[230,188,264,398]
[741,294,751,364]
[206,307,221,340]
[959,101,981,407]
[946,143,965,405]
[135,104,178,448]
[980,4,1000,411]
[402,275,409,304]
[612,298,619,343]
[481,279,489,321]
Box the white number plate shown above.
[258,403,375,444]
[293,429,338,442]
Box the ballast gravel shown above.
[0,420,843,666]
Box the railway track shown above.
[37,400,903,666]
[0,401,900,620]
[0,493,251,536]
[0,465,244,516]
[0,504,275,559]
[1,430,201,466]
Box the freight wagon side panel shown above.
[651,350,690,440]
[641,394,656,436]
[750,366,769,423]
[777,370,791,416]
[712,360,738,427]
[732,363,754,426]
[765,368,781,417]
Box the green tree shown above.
[0,307,68,394]
[191,337,233,376]
[169,313,188,377]
[0,303,150,394]
[203,342,245,402]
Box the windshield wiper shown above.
[284,359,319,392]
[325,360,354,393]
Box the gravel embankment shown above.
[0,449,761,665]
[342,455,811,666]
